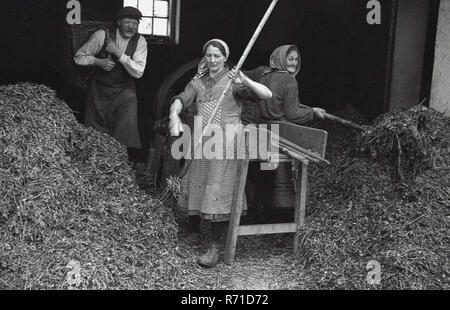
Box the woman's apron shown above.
[84,29,141,148]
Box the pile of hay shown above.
[297,106,449,289]
[0,83,184,289]
[357,105,449,179]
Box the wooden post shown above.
[145,148,155,174]
[294,161,309,253]
[224,131,250,265]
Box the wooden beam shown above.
[241,115,328,160]
[238,223,297,236]
[294,162,309,253]
[224,130,251,265]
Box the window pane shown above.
[153,18,168,36]
[154,1,169,18]
[123,0,138,8]
[139,17,153,35]
[138,0,154,17]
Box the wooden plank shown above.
[238,223,297,236]
[299,162,308,228]
[294,162,309,253]
[249,153,292,163]
[274,121,328,159]
[224,130,251,265]
[145,148,156,174]
[242,115,328,159]
[224,158,250,265]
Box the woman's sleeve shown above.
[232,84,258,102]
[233,67,264,102]
[283,77,314,124]
[172,80,197,109]
[242,67,260,81]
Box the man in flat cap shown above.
[74,6,148,155]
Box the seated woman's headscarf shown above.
[195,39,230,79]
[267,45,301,76]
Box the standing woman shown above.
[169,39,272,267]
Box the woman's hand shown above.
[169,114,184,136]
[229,68,247,85]
[230,67,272,99]
[312,107,326,119]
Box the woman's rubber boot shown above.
[197,244,220,268]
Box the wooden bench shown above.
[224,121,327,265]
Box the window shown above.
[123,0,180,44]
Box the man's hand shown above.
[95,58,117,72]
[312,107,326,119]
[106,41,123,59]
[169,114,184,136]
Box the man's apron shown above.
[84,29,141,148]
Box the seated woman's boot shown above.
[197,244,220,268]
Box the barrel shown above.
[259,162,296,209]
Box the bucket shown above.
[259,162,296,209]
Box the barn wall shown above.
[430,0,450,116]
[0,0,395,142]
[389,0,430,111]
[232,0,393,118]
[0,0,62,85]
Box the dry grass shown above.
[0,83,188,289]
[1,84,448,290]
[295,105,449,289]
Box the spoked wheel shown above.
[147,59,200,183]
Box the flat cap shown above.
[116,6,143,21]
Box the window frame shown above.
[123,0,180,45]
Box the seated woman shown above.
[243,44,325,124]
[243,45,326,222]
[169,39,272,268]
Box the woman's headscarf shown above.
[195,39,230,79]
[268,45,301,76]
